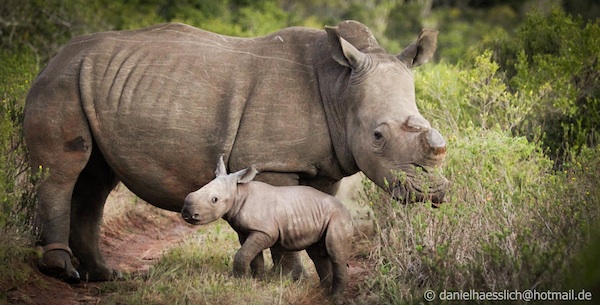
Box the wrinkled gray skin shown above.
[182,156,353,302]
[24,20,448,283]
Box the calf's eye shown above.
[211,197,218,203]
[374,131,383,140]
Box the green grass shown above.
[100,220,332,305]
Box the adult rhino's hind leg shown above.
[25,96,94,283]
[70,144,121,281]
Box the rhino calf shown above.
[181,156,353,301]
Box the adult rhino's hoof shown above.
[39,249,81,284]
[78,266,123,282]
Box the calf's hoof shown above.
[39,248,80,284]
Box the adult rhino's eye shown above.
[211,197,218,203]
[374,131,383,140]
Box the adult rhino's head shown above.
[325,21,449,204]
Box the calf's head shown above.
[327,23,449,203]
[181,156,258,225]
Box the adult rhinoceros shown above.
[24,20,448,283]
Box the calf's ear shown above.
[234,166,259,184]
[398,29,438,67]
[215,154,228,177]
[325,26,369,69]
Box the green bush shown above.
[357,129,600,304]
[416,50,544,135]
[0,49,39,230]
[429,5,519,63]
[476,9,600,161]
[0,48,41,293]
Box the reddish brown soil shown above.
[5,205,198,305]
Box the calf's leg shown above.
[306,245,333,289]
[238,233,265,278]
[233,232,273,278]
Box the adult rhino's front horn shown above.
[401,126,449,204]
[421,127,447,161]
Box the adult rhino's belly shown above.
[104,148,214,211]
[91,112,222,211]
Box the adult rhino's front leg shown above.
[270,248,306,280]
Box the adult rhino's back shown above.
[26,23,331,211]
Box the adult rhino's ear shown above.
[398,29,438,67]
[235,166,259,184]
[215,154,228,177]
[325,26,369,69]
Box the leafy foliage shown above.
[476,9,600,161]
[0,48,41,293]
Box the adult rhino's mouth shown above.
[390,165,449,205]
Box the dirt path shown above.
[5,186,199,305]
[6,201,198,305]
